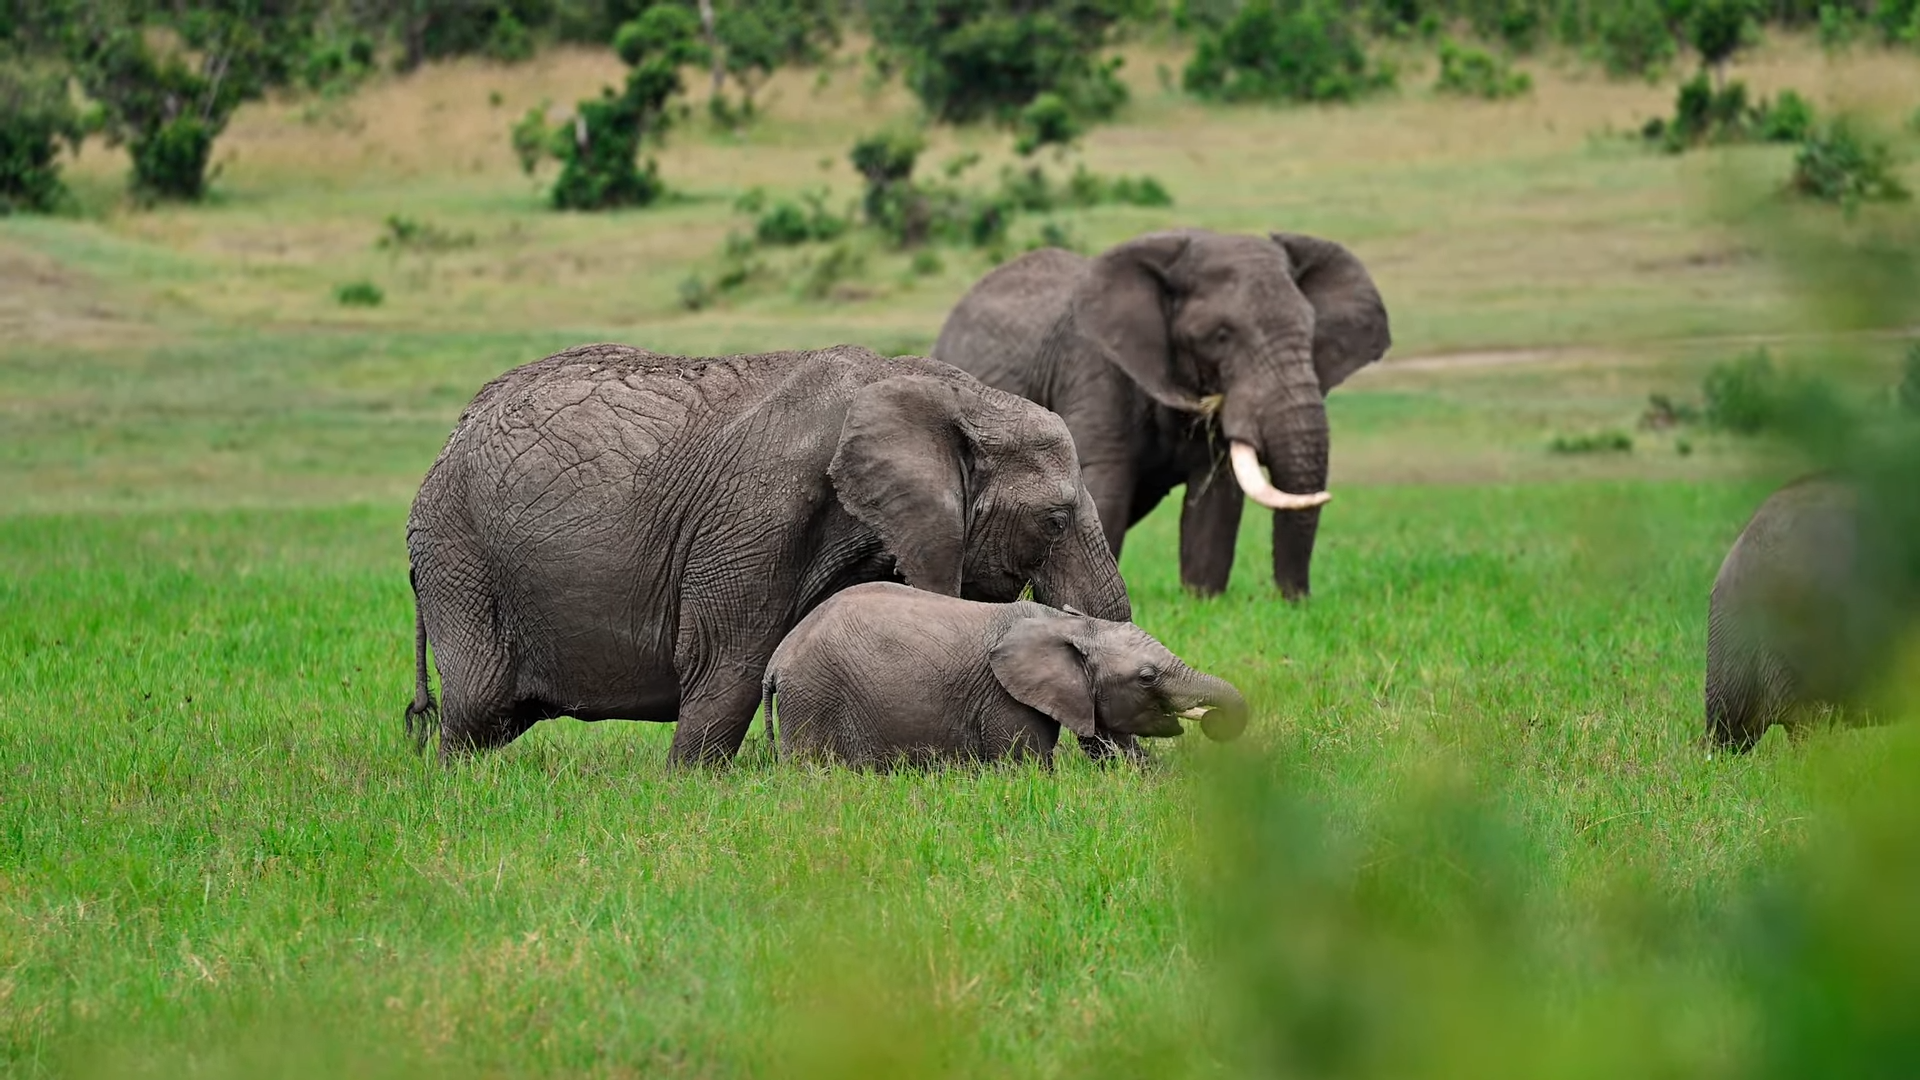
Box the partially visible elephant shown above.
[404,343,1131,766]
[1706,474,1901,750]
[933,228,1392,599]
[762,582,1247,768]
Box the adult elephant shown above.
[404,342,1130,767]
[933,228,1392,599]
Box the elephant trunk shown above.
[1031,485,1133,622]
[1262,398,1330,601]
[1167,667,1248,742]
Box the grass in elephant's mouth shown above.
[5,483,1914,1076]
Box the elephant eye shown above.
[1138,665,1161,686]
[1042,507,1071,536]
[1211,325,1233,345]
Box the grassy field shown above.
[4,32,1920,1078]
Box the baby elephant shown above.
[1707,474,1901,750]
[762,582,1248,767]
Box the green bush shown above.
[70,6,319,203]
[753,190,847,246]
[1013,92,1083,156]
[1899,343,1920,416]
[1433,39,1532,99]
[1788,117,1911,209]
[1756,88,1816,142]
[1595,0,1677,78]
[1699,349,1846,438]
[864,0,1133,126]
[530,5,705,211]
[1184,0,1394,104]
[1547,430,1633,454]
[376,214,476,252]
[1703,350,1785,434]
[0,60,84,214]
[1874,0,1920,42]
[334,280,384,307]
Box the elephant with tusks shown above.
[934,228,1392,599]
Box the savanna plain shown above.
[5,32,1920,1079]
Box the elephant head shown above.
[987,609,1248,742]
[830,373,1132,622]
[1070,228,1391,599]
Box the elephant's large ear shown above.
[1272,232,1392,393]
[988,614,1097,738]
[1071,231,1207,413]
[830,375,969,596]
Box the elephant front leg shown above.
[1077,457,1137,557]
[1179,464,1245,596]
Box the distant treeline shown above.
[5,0,1917,213]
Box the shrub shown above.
[1874,0,1920,42]
[909,249,944,276]
[864,0,1133,126]
[800,241,865,300]
[1818,2,1862,47]
[1548,430,1634,454]
[1703,350,1784,434]
[1900,343,1920,416]
[754,190,847,246]
[1467,0,1548,52]
[1184,0,1394,104]
[677,274,713,311]
[334,280,384,307]
[1014,92,1083,157]
[1433,39,1532,99]
[484,10,535,64]
[1595,0,1677,78]
[376,214,476,252]
[1688,0,1758,76]
[0,60,84,214]
[532,6,705,210]
[70,7,316,202]
[1755,89,1816,142]
[1787,117,1911,209]
[1698,349,1846,438]
[1641,393,1701,429]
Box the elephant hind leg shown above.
[667,672,764,767]
[1705,639,1794,752]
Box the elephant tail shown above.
[760,666,779,756]
[403,567,437,754]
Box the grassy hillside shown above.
[3,33,1919,1079]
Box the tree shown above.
[68,1,321,202]
[530,5,705,210]
[1687,0,1756,84]
[1183,0,1393,104]
[864,0,1138,126]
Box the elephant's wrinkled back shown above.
[934,247,1089,394]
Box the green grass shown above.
[5,33,1920,1079]
[3,483,1905,1076]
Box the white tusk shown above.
[1177,706,1212,720]
[1229,441,1331,511]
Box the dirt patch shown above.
[0,243,155,348]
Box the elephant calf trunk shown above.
[1176,674,1249,742]
[1229,441,1329,511]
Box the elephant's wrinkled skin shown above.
[933,229,1391,599]
[404,343,1131,765]
[1706,475,1899,750]
[762,582,1247,768]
